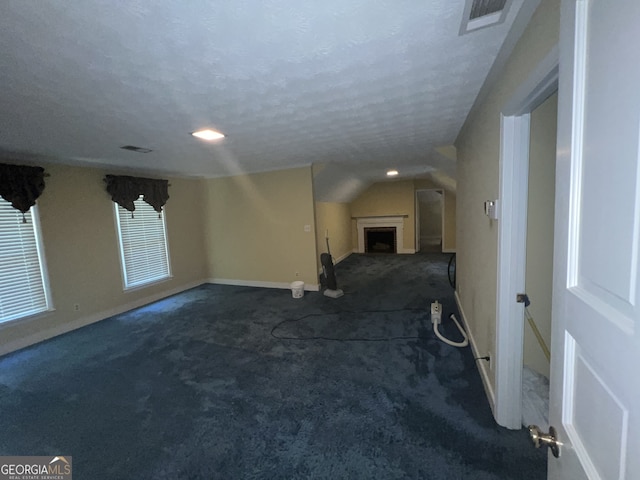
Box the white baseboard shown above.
[455,290,496,417]
[334,251,352,265]
[209,278,320,292]
[0,279,206,358]
[318,251,353,275]
[353,248,416,254]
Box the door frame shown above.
[415,188,444,253]
[415,192,420,252]
[494,46,559,429]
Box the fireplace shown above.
[355,216,406,254]
[365,227,397,253]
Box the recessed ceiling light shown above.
[191,129,225,141]
[387,170,399,177]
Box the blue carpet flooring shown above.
[0,253,546,479]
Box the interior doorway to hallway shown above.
[521,91,557,430]
[494,47,558,430]
[415,189,443,253]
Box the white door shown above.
[549,0,640,478]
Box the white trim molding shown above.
[0,279,206,358]
[318,251,353,275]
[494,45,559,430]
[209,278,321,291]
[495,112,530,429]
[456,291,496,415]
[333,251,352,265]
[355,216,405,254]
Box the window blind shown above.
[0,198,50,323]
[115,196,171,289]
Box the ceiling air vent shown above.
[120,145,153,153]
[460,0,512,35]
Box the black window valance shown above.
[105,175,169,213]
[0,163,46,214]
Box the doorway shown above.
[415,189,443,253]
[494,46,558,429]
[521,91,557,430]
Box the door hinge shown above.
[516,293,530,306]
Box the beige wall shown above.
[2,163,320,355]
[413,178,440,190]
[349,180,416,252]
[203,166,318,287]
[455,0,559,391]
[1,158,460,356]
[524,92,557,378]
[443,190,457,252]
[350,178,456,253]
[314,202,352,270]
[1,162,208,355]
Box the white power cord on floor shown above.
[431,301,469,348]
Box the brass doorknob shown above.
[528,425,561,458]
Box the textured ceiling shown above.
[0,0,523,197]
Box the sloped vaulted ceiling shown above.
[0,0,526,200]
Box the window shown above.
[114,195,171,289]
[0,197,51,323]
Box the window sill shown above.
[123,275,173,293]
[0,307,56,330]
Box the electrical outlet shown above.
[74,304,80,311]
[430,301,442,324]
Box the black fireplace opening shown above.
[365,227,397,254]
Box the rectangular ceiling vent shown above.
[120,145,153,153]
[460,0,511,35]
[470,0,508,19]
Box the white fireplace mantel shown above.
[355,216,412,254]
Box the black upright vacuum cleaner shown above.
[320,232,344,298]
